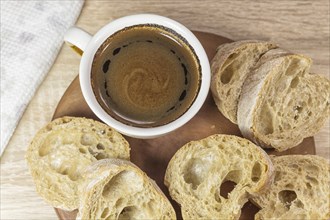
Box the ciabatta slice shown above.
[238,50,330,151]
[252,155,330,220]
[26,117,130,210]
[78,159,176,220]
[164,134,273,220]
[211,41,277,123]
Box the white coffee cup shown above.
[64,14,210,138]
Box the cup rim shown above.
[79,14,210,138]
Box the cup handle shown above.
[64,27,92,56]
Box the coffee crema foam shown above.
[91,24,201,127]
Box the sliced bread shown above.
[211,41,277,123]
[252,155,330,220]
[77,159,176,220]
[237,50,330,151]
[164,134,274,220]
[25,117,130,211]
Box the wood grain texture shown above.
[1,0,329,219]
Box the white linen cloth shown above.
[0,1,84,156]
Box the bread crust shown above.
[25,117,130,210]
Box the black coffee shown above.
[91,24,200,127]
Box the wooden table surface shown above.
[1,1,329,219]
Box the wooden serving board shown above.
[52,31,315,220]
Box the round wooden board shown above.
[53,31,315,220]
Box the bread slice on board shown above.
[252,155,330,220]
[211,41,277,123]
[238,49,330,151]
[164,134,274,220]
[25,117,130,211]
[77,159,176,220]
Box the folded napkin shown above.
[0,1,84,156]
